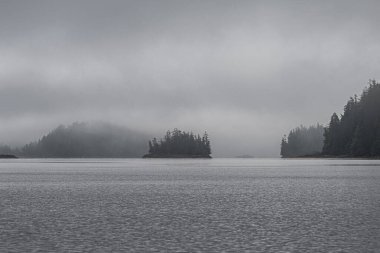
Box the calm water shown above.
[0,158,379,252]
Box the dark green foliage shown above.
[281,124,324,157]
[322,80,380,157]
[145,129,211,157]
[20,122,149,158]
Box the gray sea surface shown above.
[0,158,379,252]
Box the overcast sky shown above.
[0,0,379,157]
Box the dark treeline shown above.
[144,129,211,158]
[323,80,380,157]
[281,80,380,158]
[281,124,324,157]
[2,122,149,158]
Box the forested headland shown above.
[0,122,149,158]
[143,129,212,158]
[323,80,380,157]
[281,80,380,158]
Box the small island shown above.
[143,129,212,158]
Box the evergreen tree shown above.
[280,135,288,157]
[323,113,341,155]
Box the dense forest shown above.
[281,124,324,157]
[323,80,380,157]
[281,80,380,158]
[1,122,149,158]
[144,129,211,158]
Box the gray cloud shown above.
[0,0,379,156]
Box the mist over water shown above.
[1,1,380,252]
[1,158,379,252]
[1,1,380,156]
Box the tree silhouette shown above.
[144,129,212,158]
[322,79,380,157]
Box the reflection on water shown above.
[0,158,379,252]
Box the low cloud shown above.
[0,0,379,156]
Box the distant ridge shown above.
[19,122,149,158]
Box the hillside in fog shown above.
[1,1,379,158]
[17,122,149,158]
